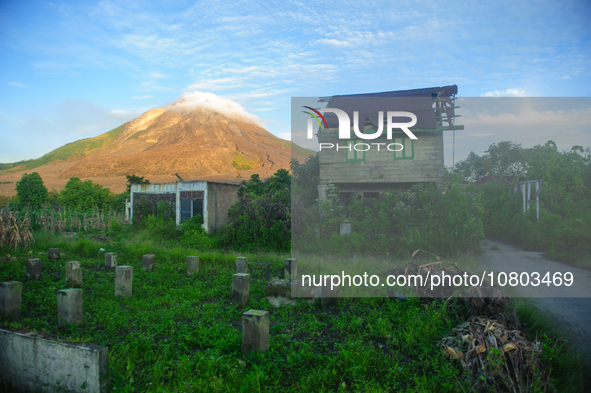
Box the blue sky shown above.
[1,0,590,164]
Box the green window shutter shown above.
[404,137,414,159]
[346,140,365,161]
[394,137,414,160]
[346,140,356,161]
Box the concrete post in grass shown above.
[66,261,82,288]
[105,253,117,268]
[232,273,250,307]
[235,257,247,274]
[0,281,22,319]
[115,266,133,298]
[321,285,339,307]
[48,248,61,261]
[57,288,82,326]
[242,310,269,356]
[142,254,155,270]
[26,258,42,280]
[284,258,297,280]
[186,256,199,276]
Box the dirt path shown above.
[478,239,591,363]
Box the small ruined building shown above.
[130,181,240,232]
[316,85,463,203]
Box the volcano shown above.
[0,101,313,196]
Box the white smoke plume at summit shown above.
[168,91,265,128]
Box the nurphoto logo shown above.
[303,106,418,152]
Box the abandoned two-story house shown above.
[316,85,463,203]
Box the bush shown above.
[294,175,484,257]
[476,142,591,265]
[15,172,48,209]
[180,215,215,250]
[59,177,112,211]
[218,170,291,252]
[143,216,181,241]
[110,219,124,234]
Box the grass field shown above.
[0,229,587,392]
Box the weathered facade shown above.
[130,181,239,232]
[316,85,463,201]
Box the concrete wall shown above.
[207,182,241,232]
[0,328,108,393]
[131,181,239,232]
[318,130,444,187]
[130,182,177,224]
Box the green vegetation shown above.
[291,154,319,207]
[0,227,584,392]
[1,141,590,391]
[231,152,258,171]
[294,173,484,258]
[454,140,591,267]
[514,298,587,392]
[0,124,126,174]
[59,177,113,211]
[217,170,291,252]
[15,172,48,209]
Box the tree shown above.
[126,175,150,193]
[453,141,528,181]
[291,153,319,206]
[220,169,292,252]
[15,172,48,209]
[59,177,112,211]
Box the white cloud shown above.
[187,78,243,91]
[7,82,29,88]
[315,38,351,47]
[447,98,591,167]
[169,91,264,127]
[481,89,527,97]
[253,108,275,112]
[223,88,296,102]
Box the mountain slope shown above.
[0,103,314,195]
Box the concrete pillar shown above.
[66,261,82,288]
[321,285,338,307]
[142,254,155,270]
[235,257,247,274]
[232,273,250,307]
[48,248,61,261]
[284,258,297,280]
[186,256,199,276]
[317,184,328,200]
[0,281,22,319]
[115,266,133,298]
[340,220,352,235]
[105,253,117,268]
[26,258,42,280]
[242,310,269,356]
[57,288,83,326]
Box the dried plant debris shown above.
[0,207,34,251]
[459,284,518,329]
[440,316,555,392]
[383,260,462,297]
